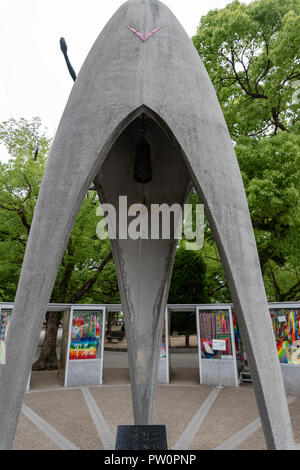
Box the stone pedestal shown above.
[115,425,168,450]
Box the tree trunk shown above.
[185,332,190,348]
[106,312,114,336]
[32,312,61,371]
[32,251,113,371]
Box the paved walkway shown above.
[12,370,300,450]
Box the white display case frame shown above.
[64,305,106,387]
[269,302,300,395]
[0,305,32,390]
[166,304,199,385]
[196,304,239,388]
[157,307,170,384]
[0,305,13,366]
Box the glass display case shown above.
[198,309,233,360]
[69,310,102,361]
[196,305,239,387]
[0,308,12,365]
[65,306,106,387]
[270,307,300,365]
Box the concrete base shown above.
[282,364,300,396]
[200,359,238,388]
[158,359,169,384]
[66,360,102,387]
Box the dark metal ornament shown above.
[60,37,77,82]
[134,115,152,184]
[134,138,152,184]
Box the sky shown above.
[0,0,252,161]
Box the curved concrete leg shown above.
[0,107,146,449]
[160,116,296,449]
[0,155,98,449]
[200,186,295,450]
[0,0,294,450]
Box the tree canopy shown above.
[193,0,300,137]
[193,0,300,301]
[168,247,209,305]
[168,247,208,345]
[0,117,119,305]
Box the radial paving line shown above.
[21,404,79,450]
[81,386,115,450]
[172,388,221,450]
[27,386,81,394]
[215,417,262,450]
[215,396,297,450]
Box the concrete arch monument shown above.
[0,0,295,449]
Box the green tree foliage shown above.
[182,192,232,302]
[193,0,300,301]
[0,118,49,300]
[193,0,300,137]
[0,118,119,305]
[0,118,119,368]
[168,247,209,346]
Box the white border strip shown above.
[81,386,115,450]
[229,306,239,387]
[21,404,79,450]
[165,307,170,384]
[196,307,202,384]
[64,306,73,387]
[172,388,220,450]
[100,307,106,385]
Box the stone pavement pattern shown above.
[12,371,300,450]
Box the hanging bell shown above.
[134,137,152,184]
